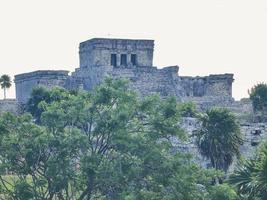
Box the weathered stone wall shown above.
[112,66,184,98]
[206,74,233,97]
[15,38,235,108]
[67,64,234,106]
[15,70,69,104]
[68,65,186,99]
[11,37,266,172]
[66,66,113,91]
[180,74,234,98]
[0,99,19,114]
[79,38,154,68]
[176,117,267,170]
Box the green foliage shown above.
[249,83,267,112]
[196,108,243,172]
[229,143,267,200]
[26,86,70,123]
[178,102,198,118]
[208,184,238,200]
[0,78,238,199]
[0,74,12,99]
[13,180,34,200]
[249,83,267,122]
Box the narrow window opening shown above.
[121,54,127,66]
[131,54,137,66]
[111,54,117,67]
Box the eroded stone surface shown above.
[177,117,267,170]
[1,38,262,170]
[14,38,234,106]
[0,99,19,114]
[15,70,69,104]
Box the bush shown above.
[178,102,197,117]
[209,184,238,200]
[249,83,267,122]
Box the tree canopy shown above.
[249,83,267,112]
[195,108,243,172]
[0,74,12,99]
[0,78,233,200]
[249,83,267,122]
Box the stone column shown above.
[117,54,120,66]
[127,54,131,67]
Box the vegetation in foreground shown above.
[0,78,266,199]
[249,83,267,122]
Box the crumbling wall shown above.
[66,66,113,91]
[15,70,69,104]
[15,67,235,107]
[180,74,234,98]
[14,38,235,107]
[66,64,235,108]
[205,74,233,97]
[112,66,183,98]
[175,117,267,169]
[0,99,19,114]
[68,65,185,99]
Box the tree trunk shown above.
[78,173,94,200]
[3,87,6,99]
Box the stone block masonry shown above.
[14,38,234,108]
[4,37,261,170]
[79,38,154,68]
[0,99,19,114]
[15,70,69,104]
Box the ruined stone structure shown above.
[0,99,19,114]
[14,38,234,106]
[15,70,69,104]
[177,117,267,170]
[3,37,264,169]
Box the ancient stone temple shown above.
[11,38,266,169]
[14,38,235,107]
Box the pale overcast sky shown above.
[0,0,266,100]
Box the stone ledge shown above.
[180,73,234,81]
[0,99,17,102]
[15,70,69,82]
[80,38,154,49]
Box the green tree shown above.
[249,83,267,121]
[195,108,243,172]
[178,102,198,118]
[26,86,70,123]
[229,143,267,200]
[0,74,12,99]
[0,112,83,199]
[208,184,238,200]
[0,78,224,200]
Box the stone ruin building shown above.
[14,38,234,107]
[0,38,265,169]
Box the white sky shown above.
[0,0,266,100]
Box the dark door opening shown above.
[111,54,117,67]
[121,54,127,66]
[131,54,137,66]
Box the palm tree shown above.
[229,143,267,199]
[195,108,243,172]
[0,74,12,99]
